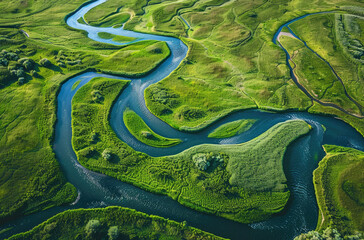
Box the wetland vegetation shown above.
[0,0,364,239]
[72,77,311,223]
[8,207,226,240]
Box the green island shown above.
[0,0,364,239]
[72,77,310,223]
[208,119,256,138]
[97,32,137,43]
[8,207,226,240]
[123,108,182,148]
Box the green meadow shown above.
[0,29,81,222]
[119,0,364,134]
[279,35,362,116]
[1,0,364,238]
[8,207,226,240]
[0,0,170,221]
[123,108,182,148]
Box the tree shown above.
[0,57,8,66]
[85,219,100,238]
[18,77,25,85]
[23,59,34,71]
[16,69,25,77]
[91,90,103,103]
[39,58,51,67]
[102,149,112,161]
[108,226,119,240]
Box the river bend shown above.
[0,2,363,240]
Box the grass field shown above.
[123,108,182,148]
[290,13,364,107]
[8,206,226,240]
[279,35,362,116]
[121,0,364,135]
[95,40,170,77]
[313,145,364,235]
[72,78,310,223]
[0,1,171,221]
[1,0,364,233]
[0,29,83,222]
[208,119,256,138]
[288,13,363,114]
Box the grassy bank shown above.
[313,145,364,235]
[72,79,310,223]
[8,206,226,240]
[208,119,256,138]
[123,108,182,148]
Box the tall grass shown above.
[8,207,227,240]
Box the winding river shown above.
[1,2,364,240]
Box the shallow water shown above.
[1,2,363,240]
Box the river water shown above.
[1,2,363,239]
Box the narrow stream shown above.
[0,2,363,240]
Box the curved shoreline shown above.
[1,2,364,240]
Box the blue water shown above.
[0,2,363,240]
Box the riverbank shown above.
[8,206,227,240]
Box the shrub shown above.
[102,149,112,161]
[141,130,153,139]
[0,57,8,66]
[193,153,210,171]
[7,52,19,61]
[91,90,103,103]
[192,153,224,171]
[16,69,25,77]
[90,132,99,143]
[79,147,97,158]
[39,58,51,67]
[18,77,25,85]
[108,226,119,240]
[30,70,39,78]
[85,219,100,238]
[294,227,363,240]
[23,60,34,71]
